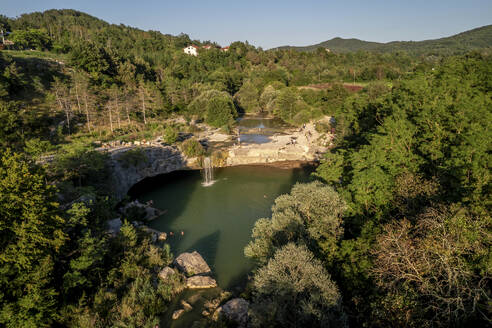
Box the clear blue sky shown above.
[2,0,492,49]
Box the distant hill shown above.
[4,9,198,54]
[274,25,492,55]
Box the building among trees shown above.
[183,45,198,56]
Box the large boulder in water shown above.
[186,276,217,289]
[174,251,211,276]
[221,298,249,327]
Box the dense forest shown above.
[0,9,490,328]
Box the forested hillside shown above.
[276,24,492,54]
[0,9,490,328]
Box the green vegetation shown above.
[245,53,491,327]
[180,138,206,157]
[276,24,492,55]
[0,8,490,328]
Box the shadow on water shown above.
[128,170,201,227]
[185,230,221,273]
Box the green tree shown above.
[0,150,66,327]
[250,243,346,328]
[187,89,237,128]
[234,80,260,113]
[11,29,52,50]
[245,181,345,265]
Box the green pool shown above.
[131,165,312,289]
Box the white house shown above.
[183,45,199,56]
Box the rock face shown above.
[186,276,217,289]
[158,266,175,281]
[226,122,330,166]
[123,200,162,220]
[172,309,185,320]
[174,251,211,276]
[221,298,249,327]
[181,300,193,311]
[106,218,122,236]
[109,145,190,200]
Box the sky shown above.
[2,0,492,49]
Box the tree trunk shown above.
[108,104,113,133]
[141,88,147,125]
[115,92,121,129]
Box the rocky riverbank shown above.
[106,118,332,200]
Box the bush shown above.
[180,138,205,157]
[163,126,178,144]
[245,181,346,265]
[187,90,237,128]
[250,243,346,328]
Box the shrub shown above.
[250,243,346,328]
[163,126,178,144]
[187,90,237,128]
[180,138,205,157]
[245,181,345,265]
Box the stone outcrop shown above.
[158,266,175,281]
[181,300,193,311]
[174,251,211,276]
[109,145,192,200]
[221,298,249,327]
[106,218,122,236]
[123,200,163,221]
[186,275,217,289]
[226,122,330,166]
[172,309,185,320]
[141,225,167,242]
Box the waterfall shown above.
[202,157,214,186]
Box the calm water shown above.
[131,165,312,289]
[237,116,290,144]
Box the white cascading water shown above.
[202,157,214,186]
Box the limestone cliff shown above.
[109,145,193,200]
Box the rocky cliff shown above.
[109,145,194,200]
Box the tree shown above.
[71,72,93,133]
[234,80,260,113]
[187,89,237,128]
[250,243,346,328]
[11,28,52,50]
[0,150,66,327]
[245,181,345,265]
[52,77,73,135]
[259,84,279,113]
[371,206,491,327]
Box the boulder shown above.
[107,218,122,236]
[221,298,249,327]
[158,266,175,281]
[211,307,222,321]
[174,251,211,276]
[186,276,217,289]
[181,300,193,312]
[172,309,185,320]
